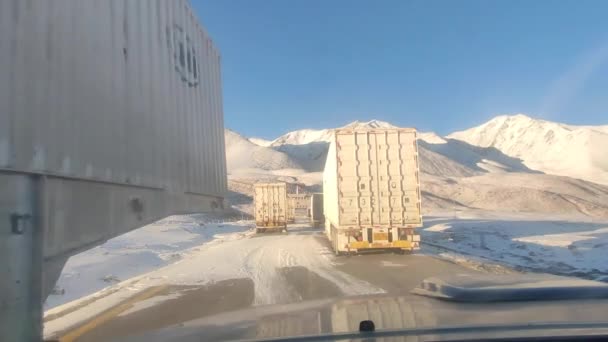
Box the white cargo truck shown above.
[323,128,422,254]
[310,193,324,228]
[287,196,296,223]
[254,183,288,233]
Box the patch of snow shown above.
[514,227,608,248]
[426,223,451,232]
[422,211,608,280]
[44,226,383,337]
[44,216,252,310]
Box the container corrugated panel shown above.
[0,0,226,196]
[288,194,310,209]
[254,183,287,228]
[323,128,422,229]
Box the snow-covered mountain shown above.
[270,129,333,146]
[224,129,301,172]
[248,137,272,147]
[448,114,608,185]
[269,120,395,146]
[230,115,608,185]
[225,116,608,218]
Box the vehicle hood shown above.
[122,274,608,341]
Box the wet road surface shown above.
[49,226,496,341]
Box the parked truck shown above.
[287,193,310,223]
[287,196,296,223]
[310,193,324,228]
[254,183,288,233]
[323,128,422,254]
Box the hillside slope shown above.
[225,116,608,218]
[448,114,608,185]
[224,129,302,172]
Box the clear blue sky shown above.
[191,0,608,139]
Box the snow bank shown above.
[44,225,384,338]
[45,215,252,309]
[422,212,608,280]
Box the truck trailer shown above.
[323,128,422,254]
[254,183,288,233]
[310,193,324,228]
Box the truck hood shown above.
[121,274,608,341]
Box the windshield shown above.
[1,0,607,341]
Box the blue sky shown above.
[192,0,608,139]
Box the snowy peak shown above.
[270,129,334,146]
[248,137,272,147]
[227,114,607,185]
[224,129,302,172]
[418,132,447,144]
[341,119,396,129]
[270,120,397,147]
[448,114,608,185]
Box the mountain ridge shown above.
[233,114,607,185]
[226,115,608,218]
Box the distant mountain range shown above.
[231,114,608,185]
[448,114,608,185]
[225,114,608,218]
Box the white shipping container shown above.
[323,128,422,253]
[1,1,227,339]
[254,183,287,231]
[0,0,226,196]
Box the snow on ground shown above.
[44,224,384,337]
[422,211,608,280]
[45,215,252,310]
[110,223,384,305]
